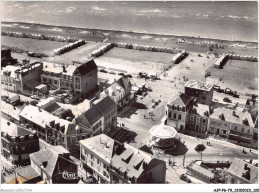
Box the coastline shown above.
[2,21,258,45]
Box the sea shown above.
[1,1,258,42]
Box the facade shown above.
[165,93,194,132]
[226,158,258,184]
[76,96,118,136]
[184,80,214,105]
[209,108,257,147]
[41,59,98,97]
[1,65,20,92]
[79,134,166,184]
[187,103,210,135]
[100,77,134,109]
[30,146,78,184]
[14,62,43,92]
[1,118,39,165]
[19,105,91,151]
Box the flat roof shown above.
[185,80,214,91]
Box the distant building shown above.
[100,77,134,109]
[165,93,194,132]
[79,134,166,184]
[19,105,91,151]
[30,146,78,184]
[75,96,117,136]
[209,108,257,147]
[187,103,210,135]
[14,62,43,92]
[41,59,98,102]
[1,48,18,68]
[184,80,214,106]
[226,158,258,184]
[186,161,215,183]
[1,65,20,92]
[1,118,39,166]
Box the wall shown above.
[208,118,231,137]
[166,108,189,131]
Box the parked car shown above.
[138,72,148,78]
[118,73,125,76]
[223,97,232,103]
[180,174,192,183]
[99,69,108,73]
[109,71,116,75]
[30,95,40,100]
[124,74,132,78]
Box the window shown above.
[202,118,206,124]
[196,117,200,123]
[91,154,93,160]
[43,77,47,82]
[54,80,58,85]
[211,128,215,132]
[1,82,3,85]
[247,129,250,134]
[173,114,176,119]
[84,149,88,156]
[201,125,205,132]
[9,84,12,86]
[168,112,172,118]
[241,128,245,132]
[223,130,227,134]
[75,77,80,83]
[178,115,181,120]
[97,159,100,164]
[190,116,194,122]
[234,126,237,131]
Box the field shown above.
[208,59,258,95]
[1,36,68,56]
[95,47,175,75]
[46,42,108,64]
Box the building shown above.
[226,158,258,184]
[1,65,20,92]
[186,161,215,183]
[1,118,39,166]
[209,108,257,147]
[100,77,134,109]
[187,103,210,135]
[79,134,166,184]
[1,48,18,68]
[19,105,91,151]
[184,80,214,105]
[30,146,78,184]
[14,62,43,93]
[165,93,194,132]
[41,59,98,100]
[149,124,180,152]
[76,96,117,136]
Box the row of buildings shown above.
[165,80,258,148]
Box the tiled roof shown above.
[189,163,214,179]
[94,96,117,116]
[83,106,103,125]
[227,158,258,183]
[210,108,254,127]
[185,80,214,91]
[19,105,78,135]
[168,93,193,107]
[111,144,162,179]
[75,59,97,75]
[1,118,32,136]
[80,134,115,163]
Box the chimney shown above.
[232,111,236,116]
[7,122,10,126]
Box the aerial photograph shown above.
[0,0,258,191]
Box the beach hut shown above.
[148,46,152,51]
[144,45,149,51]
[133,44,138,50]
[136,45,141,50]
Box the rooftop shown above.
[42,62,63,74]
[1,100,23,120]
[185,80,214,91]
[227,158,258,183]
[19,105,78,135]
[210,108,254,127]
[168,93,193,108]
[80,134,115,163]
[191,103,210,117]
[94,96,117,116]
[150,124,178,139]
[75,59,97,76]
[188,162,214,179]
[1,65,20,78]
[1,118,32,136]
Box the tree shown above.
[195,144,206,159]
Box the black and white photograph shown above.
[0,0,259,192]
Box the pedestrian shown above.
[250,149,251,152]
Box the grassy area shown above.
[103,47,173,64]
[46,42,107,64]
[1,36,68,56]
